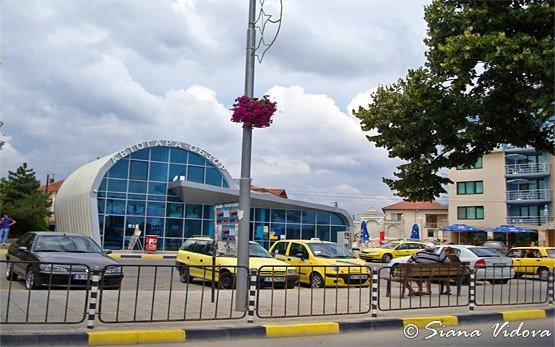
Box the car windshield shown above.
[307,243,355,259]
[249,242,273,258]
[469,247,501,257]
[380,242,399,249]
[34,235,103,253]
[546,249,555,258]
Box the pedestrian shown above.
[0,213,17,246]
[405,242,448,296]
[441,247,460,295]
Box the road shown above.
[118,318,555,347]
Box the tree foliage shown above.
[354,0,554,201]
[0,163,51,237]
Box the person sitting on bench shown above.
[405,243,449,296]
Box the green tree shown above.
[0,163,51,238]
[354,0,554,201]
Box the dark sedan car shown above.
[5,231,123,290]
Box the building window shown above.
[457,157,483,170]
[457,181,484,195]
[390,213,402,221]
[457,206,484,220]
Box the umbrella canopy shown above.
[410,224,420,240]
[488,224,537,234]
[440,224,486,232]
[360,221,369,244]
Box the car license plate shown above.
[72,274,88,280]
[350,275,367,280]
[265,277,285,282]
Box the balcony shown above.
[505,162,550,176]
[506,189,551,202]
[507,215,551,226]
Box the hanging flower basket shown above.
[230,95,277,128]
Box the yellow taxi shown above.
[506,247,555,280]
[359,240,427,263]
[176,237,298,289]
[268,239,371,288]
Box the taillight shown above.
[474,259,486,268]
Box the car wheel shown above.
[390,264,399,277]
[501,279,509,284]
[25,268,39,290]
[514,272,523,279]
[538,267,549,281]
[461,274,470,285]
[218,272,235,289]
[179,266,191,283]
[382,254,392,263]
[6,261,19,281]
[310,272,325,288]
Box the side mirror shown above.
[18,246,28,252]
[105,250,113,255]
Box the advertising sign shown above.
[214,203,240,257]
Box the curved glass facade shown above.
[96,145,348,251]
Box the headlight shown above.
[287,268,297,275]
[105,266,122,274]
[39,264,70,272]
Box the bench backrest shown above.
[394,262,470,278]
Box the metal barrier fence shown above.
[255,265,372,318]
[1,260,90,324]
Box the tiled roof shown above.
[39,179,65,194]
[382,201,447,211]
[251,185,288,198]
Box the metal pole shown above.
[236,0,257,311]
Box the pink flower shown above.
[230,95,277,128]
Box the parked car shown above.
[269,239,371,288]
[388,245,515,283]
[359,241,427,263]
[482,240,508,255]
[505,247,555,281]
[176,237,298,289]
[5,231,123,290]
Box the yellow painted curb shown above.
[108,254,121,259]
[140,254,164,260]
[402,316,458,328]
[502,309,546,321]
[264,322,340,338]
[88,329,185,345]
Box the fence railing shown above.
[1,261,554,327]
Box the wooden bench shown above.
[385,262,470,297]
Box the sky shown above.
[0,0,433,216]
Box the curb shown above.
[2,307,553,346]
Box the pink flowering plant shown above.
[230,95,277,128]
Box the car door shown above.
[518,248,542,274]
[393,243,411,258]
[285,242,311,283]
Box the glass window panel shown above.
[109,159,129,179]
[128,180,147,193]
[97,191,106,198]
[170,148,188,164]
[149,162,168,182]
[254,223,269,242]
[165,219,183,238]
[187,166,204,183]
[184,220,202,238]
[150,147,169,162]
[203,205,214,219]
[107,192,126,199]
[188,152,206,165]
[148,194,166,201]
[130,148,149,160]
[287,210,301,223]
[185,204,202,218]
[330,213,344,225]
[270,223,285,240]
[271,209,286,223]
[457,182,466,194]
[147,202,165,217]
[205,167,222,186]
[99,178,107,191]
[148,182,167,195]
[167,194,181,202]
[286,224,301,239]
[316,211,330,224]
[145,217,164,236]
[97,199,106,214]
[164,238,182,251]
[108,179,127,192]
[169,164,187,181]
[104,216,124,250]
[316,225,330,241]
[302,211,316,224]
[167,203,184,218]
[127,200,146,216]
[330,226,343,242]
[302,224,315,239]
[106,199,126,215]
[255,208,270,222]
[457,207,466,219]
[130,160,148,180]
[128,194,146,200]
[467,207,476,219]
[125,217,145,236]
[203,220,214,237]
[476,181,484,194]
[476,207,484,219]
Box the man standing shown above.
[0,213,17,246]
[405,242,448,295]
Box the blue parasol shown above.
[410,224,420,240]
[488,224,537,248]
[360,221,369,244]
[440,224,486,244]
